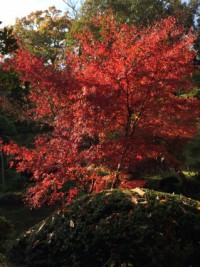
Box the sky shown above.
[0,0,74,27]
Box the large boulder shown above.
[10,189,200,267]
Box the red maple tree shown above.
[3,15,199,207]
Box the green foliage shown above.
[80,0,199,27]
[10,189,200,267]
[146,172,200,200]
[146,172,182,192]
[183,133,200,172]
[0,197,52,266]
[0,216,13,252]
[0,192,23,206]
[68,0,200,62]
[157,172,182,193]
[0,22,18,54]
[13,6,70,63]
[0,115,17,140]
[0,201,52,238]
[181,175,200,200]
[4,176,28,192]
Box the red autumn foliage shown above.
[3,15,200,207]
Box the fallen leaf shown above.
[131,196,138,204]
[70,220,75,227]
[160,199,167,203]
[131,187,145,196]
[140,201,148,205]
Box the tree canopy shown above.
[3,14,199,207]
[80,0,199,27]
[13,6,70,64]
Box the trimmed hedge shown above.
[10,189,200,267]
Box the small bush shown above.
[0,192,23,206]
[0,217,13,252]
[10,189,200,267]
[146,172,182,190]
[159,173,182,193]
[5,175,28,192]
[146,172,200,200]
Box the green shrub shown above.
[5,175,28,192]
[145,172,182,192]
[0,115,17,138]
[0,192,23,206]
[146,172,200,200]
[10,189,200,267]
[181,176,200,200]
[0,217,13,252]
[158,172,182,193]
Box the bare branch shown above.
[62,0,81,19]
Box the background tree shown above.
[0,22,18,55]
[13,6,70,64]
[67,0,200,55]
[183,132,200,173]
[0,23,18,190]
[0,23,42,191]
[79,0,199,27]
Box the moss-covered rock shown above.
[10,189,200,267]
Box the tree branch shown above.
[62,0,81,19]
